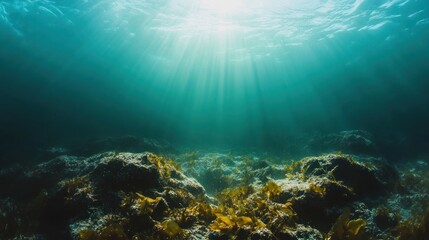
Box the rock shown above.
[28,155,96,180]
[0,149,424,240]
[0,151,209,239]
[162,187,195,209]
[298,154,398,197]
[166,168,205,196]
[307,130,378,156]
[198,168,234,193]
[208,231,227,240]
[273,154,400,230]
[11,235,45,240]
[89,153,162,192]
[187,225,211,240]
[180,153,239,193]
[374,208,400,230]
[0,166,25,199]
[270,223,323,240]
[0,154,95,201]
[0,198,20,239]
[249,228,276,240]
[294,224,324,240]
[179,152,286,193]
[70,136,173,156]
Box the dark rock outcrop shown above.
[298,154,399,196]
[70,136,173,156]
[0,152,205,240]
[0,150,425,240]
[90,155,162,192]
[273,154,400,230]
[307,130,378,156]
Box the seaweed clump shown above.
[209,214,257,236]
[158,220,183,238]
[209,186,267,237]
[326,209,367,240]
[79,224,127,240]
[121,192,163,215]
[147,153,181,178]
[176,201,217,226]
[208,183,299,239]
[260,182,282,202]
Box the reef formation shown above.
[0,135,428,240]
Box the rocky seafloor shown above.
[1,131,428,240]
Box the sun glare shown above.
[203,0,246,13]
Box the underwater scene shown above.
[1,0,429,239]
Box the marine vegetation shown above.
[0,151,428,240]
[394,206,429,240]
[147,153,182,178]
[308,183,327,198]
[216,186,255,207]
[326,209,367,240]
[210,213,256,234]
[122,192,163,215]
[158,220,183,238]
[175,201,217,225]
[79,224,128,240]
[260,181,282,201]
[207,183,298,239]
[63,176,95,203]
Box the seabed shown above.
[0,132,428,240]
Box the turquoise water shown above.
[0,0,429,159]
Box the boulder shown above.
[307,130,378,156]
[298,154,398,196]
[89,154,162,192]
[70,136,173,156]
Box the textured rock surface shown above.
[0,150,427,240]
[70,136,174,156]
[306,130,378,156]
[0,152,205,240]
[297,154,399,196]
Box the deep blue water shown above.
[1,0,429,163]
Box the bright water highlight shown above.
[0,0,428,154]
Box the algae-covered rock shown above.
[0,155,97,201]
[307,130,378,156]
[270,153,401,231]
[0,149,425,240]
[297,154,398,197]
[29,155,97,180]
[178,152,286,194]
[89,154,162,192]
[70,136,174,156]
[0,151,209,239]
[249,228,276,240]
